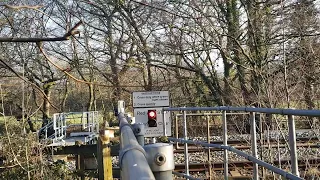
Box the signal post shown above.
[131,91,173,180]
[133,91,171,138]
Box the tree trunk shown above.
[42,82,54,126]
[27,117,36,132]
[246,1,267,107]
[61,80,69,112]
[87,83,94,111]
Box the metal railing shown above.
[163,106,320,180]
[53,111,99,143]
[173,111,251,179]
[168,137,302,180]
[118,112,155,180]
[53,113,67,141]
[81,111,99,133]
[38,121,54,139]
[39,111,99,144]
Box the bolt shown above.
[154,153,166,166]
[135,127,141,134]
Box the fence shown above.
[38,111,99,144]
[163,106,320,180]
[48,105,319,179]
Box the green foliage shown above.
[158,136,168,143]
[113,130,120,137]
[43,81,56,89]
[110,139,120,146]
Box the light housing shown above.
[147,110,157,127]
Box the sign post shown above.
[133,91,171,138]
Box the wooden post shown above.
[97,130,112,180]
[75,154,85,180]
[80,155,85,180]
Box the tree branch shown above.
[37,42,154,88]
[1,4,43,10]
[0,21,82,42]
[0,57,59,111]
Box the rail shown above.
[163,106,320,116]
[38,121,54,139]
[118,112,155,180]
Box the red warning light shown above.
[147,110,157,127]
[148,110,157,118]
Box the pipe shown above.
[163,107,320,117]
[183,110,189,178]
[222,111,228,180]
[288,115,299,177]
[250,112,258,180]
[118,113,155,180]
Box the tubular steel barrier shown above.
[163,106,319,180]
[118,112,155,180]
[163,106,320,116]
[174,112,250,179]
[168,137,302,180]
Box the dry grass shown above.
[0,116,78,180]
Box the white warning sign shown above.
[134,107,171,137]
[133,91,169,108]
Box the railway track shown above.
[66,151,320,171]
[58,131,320,179]
[175,136,319,146]
[174,142,319,153]
[108,159,320,179]
[173,138,319,153]
[174,158,320,172]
